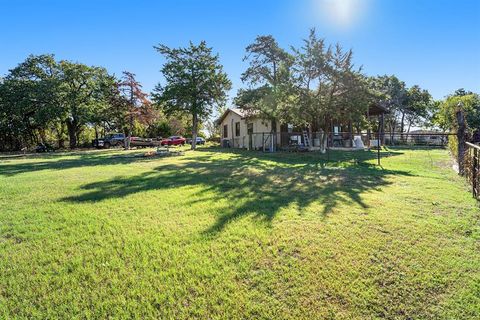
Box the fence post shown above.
[477,148,480,199]
[377,124,381,166]
[456,108,466,175]
[377,135,380,166]
[474,148,478,198]
[472,148,478,198]
[380,113,385,145]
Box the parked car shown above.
[92,133,125,148]
[186,137,206,145]
[161,136,186,146]
[93,134,163,149]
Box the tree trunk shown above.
[191,113,198,150]
[126,81,136,150]
[387,118,395,143]
[400,111,405,134]
[321,130,328,154]
[57,123,66,149]
[75,127,83,148]
[66,119,77,148]
[125,113,133,150]
[407,121,412,134]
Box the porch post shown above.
[349,121,353,148]
[380,113,385,145]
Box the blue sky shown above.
[0,0,479,101]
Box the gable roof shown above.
[216,108,248,125]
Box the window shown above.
[235,122,240,136]
[223,124,228,138]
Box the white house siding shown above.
[219,111,244,146]
[219,110,280,150]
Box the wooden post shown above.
[262,132,265,152]
[473,148,478,198]
[348,121,353,148]
[456,108,466,175]
[380,113,385,146]
[476,148,480,199]
[377,124,381,166]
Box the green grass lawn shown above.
[1,147,479,319]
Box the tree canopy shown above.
[0,55,158,150]
[113,71,156,149]
[0,32,474,152]
[152,41,231,149]
[236,30,376,135]
[59,60,115,148]
[367,75,433,136]
[235,35,293,126]
[433,91,480,135]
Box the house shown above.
[216,108,281,150]
[217,104,389,150]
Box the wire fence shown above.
[465,142,480,200]
[221,131,480,201]
[222,131,454,152]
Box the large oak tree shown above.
[153,41,231,150]
[59,61,115,148]
[0,55,62,149]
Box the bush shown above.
[448,135,458,162]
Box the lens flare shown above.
[313,0,371,30]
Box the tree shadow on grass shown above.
[62,151,414,235]
[197,146,405,166]
[0,151,163,177]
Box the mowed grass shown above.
[0,147,479,319]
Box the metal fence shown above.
[221,131,479,200]
[382,132,452,147]
[221,131,454,152]
[465,142,480,200]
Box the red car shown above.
[161,136,186,146]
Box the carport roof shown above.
[368,104,389,116]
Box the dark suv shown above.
[92,133,125,148]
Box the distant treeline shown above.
[0,29,478,151]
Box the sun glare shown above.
[313,0,371,30]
